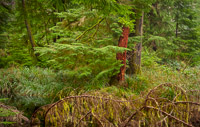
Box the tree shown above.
[127,0,155,75]
[117,26,130,81]
[22,0,36,52]
[127,12,144,75]
[144,0,199,64]
[72,0,135,83]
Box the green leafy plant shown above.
[0,67,66,116]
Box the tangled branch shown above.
[31,83,200,127]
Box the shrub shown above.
[0,67,64,116]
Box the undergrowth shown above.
[0,62,199,122]
[140,64,200,91]
[0,67,108,117]
[0,67,64,117]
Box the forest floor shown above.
[0,65,200,126]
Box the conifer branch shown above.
[75,18,104,41]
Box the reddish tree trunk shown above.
[117,26,130,81]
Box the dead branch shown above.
[120,106,145,127]
[146,106,194,127]
[174,101,200,106]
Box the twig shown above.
[76,99,108,127]
[43,95,131,126]
[174,101,200,106]
[147,97,159,106]
[181,56,193,73]
[156,107,174,126]
[120,107,145,127]
[91,112,104,127]
[146,106,194,127]
[76,18,104,41]
[144,83,188,105]
[76,110,92,126]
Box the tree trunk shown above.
[22,0,36,52]
[176,20,178,38]
[127,12,144,75]
[116,26,130,82]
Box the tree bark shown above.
[127,12,144,75]
[117,26,130,81]
[22,0,36,52]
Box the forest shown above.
[0,0,200,126]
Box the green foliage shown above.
[0,1,200,125]
[0,0,12,49]
[0,66,115,116]
[0,67,66,116]
[33,8,132,83]
[126,75,149,95]
[35,43,127,81]
[0,98,16,125]
[141,48,161,67]
[5,33,34,67]
[160,87,176,100]
[72,0,132,16]
[143,0,200,66]
[0,108,16,117]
